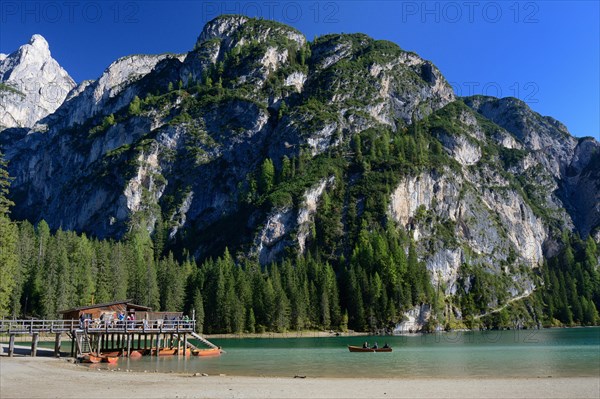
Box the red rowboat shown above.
[192,348,222,357]
[81,354,102,363]
[100,354,119,364]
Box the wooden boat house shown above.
[59,299,153,321]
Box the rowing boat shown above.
[347,345,392,352]
[100,354,119,364]
[100,350,122,357]
[81,354,102,363]
[192,348,222,357]
[176,348,191,356]
[157,348,177,356]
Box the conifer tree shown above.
[258,158,275,194]
[0,152,18,318]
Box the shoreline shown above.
[203,329,368,339]
[1,357,599,399]
[203,325,600,340]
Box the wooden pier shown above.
[0,318,215,358]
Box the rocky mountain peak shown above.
[0,34,75,130]
[28,34,50,54]
[196,14,306,50]
[464,95,578,178]
[197,14,249,44]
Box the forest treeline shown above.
[1,216,598,332]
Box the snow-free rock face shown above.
[560,138,600,238]
[0,35,75,129]
[394,304,431,333]
[465,96,577,178]
[43,53,183,131]
[386,100,597,303]
[465,96,600,238]
[253,177,334,264]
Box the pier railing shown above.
[0,319,196,335]
[0,319,78,334]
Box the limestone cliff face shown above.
[465,96,600,239]
[388,99,597,307]
[0,35,75,129]
[270,34,455,158]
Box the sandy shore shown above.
[1,356,598,399]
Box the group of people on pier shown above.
[79,313,191,330]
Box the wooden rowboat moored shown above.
[81,354,102,363]
[157,348,177,356]
[192,348,222,357]
[100,354,119,364]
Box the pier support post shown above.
[70,334,75,357]
[8,334,15,357]
[127,334,131,357]
[54,333,61,357]
[31,333,39,357]
[183,334,188,355]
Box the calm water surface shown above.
[103,328,600,378]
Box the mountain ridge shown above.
[0,15,598,330]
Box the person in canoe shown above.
[383,342,390,349]
[362,341,369,349]
[373,342,378,349]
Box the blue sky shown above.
[1,1,598,138]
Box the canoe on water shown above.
[192,348,222,357]
[348,345,392,353]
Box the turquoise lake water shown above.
[98,328,600,378]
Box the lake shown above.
[98,328,600,378]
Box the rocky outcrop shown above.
[465,96,599,238]
[560,138,600,237]
[464,96,577,178]
[255,207,295,265]
[394,305,431,333]
[183,15,306,95]
[0,35,75,130]
[44,53,182,130]
[254,177,334,265]
[297,177,334,253]
[388,103,561,297]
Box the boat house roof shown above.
[58,299,152,314]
